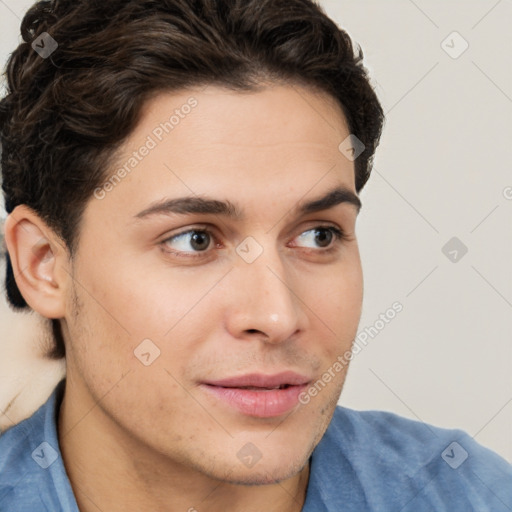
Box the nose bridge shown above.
[227,235,304,342]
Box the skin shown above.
[5,83,364,512]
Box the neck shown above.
[57,380,310,512]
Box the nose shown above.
[224,242,307,344]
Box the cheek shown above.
[338,248,364,314]
[67,252,222,374]
[307,256,363,318]
[310,257,363,358]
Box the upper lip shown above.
[202,371,311,389]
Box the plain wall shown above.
[0,0,511,461]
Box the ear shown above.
[3,205,70,319]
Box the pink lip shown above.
[200,372,310,418]
[204,371,310,389]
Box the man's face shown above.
[62,83,363,484]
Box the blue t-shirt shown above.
[1,379,511,511]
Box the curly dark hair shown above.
[0,0,384,359]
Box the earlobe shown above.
[4,205,69,319]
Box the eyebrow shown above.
[134,185,362,220]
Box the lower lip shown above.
[201,384,308,418]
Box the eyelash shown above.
[160,225,349,259]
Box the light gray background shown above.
[0,0,511,462]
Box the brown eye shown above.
[188,231,211,251]
[295,226,344,250]
[312,228,334,248]
[162,229,214,256]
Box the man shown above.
[0,0,511,511]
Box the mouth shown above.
[215,384,293,390]
[200,372,310,418]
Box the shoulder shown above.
[0,396,48,506]
[329,406,511,467]
[307,406,512,511]
[0,380,72,511]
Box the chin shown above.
[216,458,309,486]
[203,437,315,487]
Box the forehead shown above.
[88,83,356,222]
[141,82,349,142]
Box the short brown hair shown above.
[0,0,384,359]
